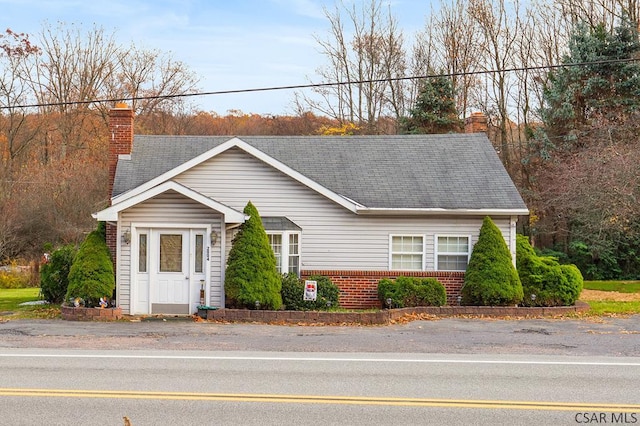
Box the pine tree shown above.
[224,201,282,310]
[400,76,462,134]
[541,18,640,151]
[65,226,115,307]
[461,216,523,306]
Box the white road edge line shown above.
[0,353,639,366]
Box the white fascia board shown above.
[110,137,359,213]
[355,207,530,216]
[95,181,247,223]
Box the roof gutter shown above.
[355,207,529,216]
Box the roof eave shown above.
[355,207,530,216]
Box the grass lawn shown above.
[0,288,60,319]
[580,280,640,316]
[583,280,640,293]
[584,301,640,316]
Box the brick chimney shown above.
[108,103,134,201]
[464,112,488,133]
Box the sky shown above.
[1,0,429,115]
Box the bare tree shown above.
[26,22,119,161]
[555,0,640,31]
[467,0,523,169]
[104,45,200,132]
[417,0,481,119]
[299,0,408,134]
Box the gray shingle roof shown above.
[113,134,527,211]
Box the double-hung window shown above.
[435,235,471,271]
[390,235,424,270]
[263,217,301,276]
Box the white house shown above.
[95,105,528,315]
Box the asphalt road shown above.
[0,315,639,356]
[1,350,639,425]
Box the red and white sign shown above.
[304,280,317,301]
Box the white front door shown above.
[132,227,209,315]
[152,230,190,314]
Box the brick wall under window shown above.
[301,270,465,309]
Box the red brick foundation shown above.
[301,270,465,309]
[61,305,123,321]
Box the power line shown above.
[2,58,637,110]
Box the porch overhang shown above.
[93,180,247,223]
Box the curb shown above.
[198,301,591,325]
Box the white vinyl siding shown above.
[174,148,515,272]
[435,235,471,271]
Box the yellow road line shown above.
[0,388,638,412]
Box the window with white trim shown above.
[436,235,471,271]
[288,233,300,275]
[390,235,424,270]
[268,234,282,271]
[267,231,301,276]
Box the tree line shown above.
[1,0,639,280]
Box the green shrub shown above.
[225,201,282,310]
[377,276,446,308]
[65,229,114,307]
[281,274,340,310]
[0,263,32,289]
[40,245,77,303]
[516,234,583,306]
[461,216,523,306]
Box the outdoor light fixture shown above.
[121,229,131,245]
[255,300,261,309]
[531,294,537,302]
[210,229,218,246]
[386,298,393,309]
[457,295,462,306]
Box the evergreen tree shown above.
[65,227,115,307]
[541,18,640,151]
[400,75,462,134]
[461,216,523,306]
[225,201,282,310]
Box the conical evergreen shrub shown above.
[225,201,282,310]
[65,224,115,307]
[461,216,523,306]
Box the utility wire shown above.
[2,57,637,110]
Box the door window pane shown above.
[160,234,182,272]
[195,234,203,273]
[138,234,147,273]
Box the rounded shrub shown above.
[281,273,340,311]
[65,229,115,307]
[516,234,583,306]
[461,216,523,306]
[40,244,77,303]
[377,276,446,308]
[225,201,282,310]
